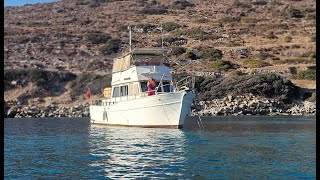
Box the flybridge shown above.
[111,66,172,86]
[112,48,170,73]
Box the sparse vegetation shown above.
[4,68,77,91]
[274,58,315,65]
[309,35,316,42]
[219,17,241,24]
[173,28,208,40]
[157,36,187,46]
[26,21,48,27]
[295,69,316,80]
[133,23,156,33]
[70,73,112,99]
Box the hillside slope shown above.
[4,0,316,74]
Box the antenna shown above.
[128,26,132,52]
[161,23,164,48]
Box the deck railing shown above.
[175,76,195,91]
[91,76,195,106]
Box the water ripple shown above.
[4,116,316,179]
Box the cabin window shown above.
[162,82,171,92]
[120,85,128,96]
[112,87,120,97]
[140,81,148,92]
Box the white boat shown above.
[89,48,196,129]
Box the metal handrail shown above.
[175,76,195,91]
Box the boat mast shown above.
[128,26,132,53]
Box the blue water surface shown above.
[4,116,316,179]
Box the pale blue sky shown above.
[4,0,59,7]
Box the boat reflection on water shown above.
[88,125,188,178]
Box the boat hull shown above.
[89,91,195,128]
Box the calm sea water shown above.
[4,116,316,179]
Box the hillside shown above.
[4,0,316,73]
[4,0,316,110]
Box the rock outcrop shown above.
[192,93,316,116]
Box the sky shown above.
[4,0,59,7]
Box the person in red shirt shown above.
[147,78,156,96]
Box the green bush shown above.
[162,22,180,32]
[202,48,223,60]
[171,0,195,10]
[208,60,232,71]
[264,31,278,39]
[76,1,90,5]
[170,46,186,56]
[218,17,241,24]
[295,69,316,80]
[291,44,301,49]
[233,1,252,8]
[252,0,267,5]
[289,8,304,18]
[100,39,122,55]
[140,8,168,15]
[284,36,292,43]
[306,92,316,102]
[245,59,270,68]
[87,32,111,44]
[257,51,275,60]
[184,51,200,60]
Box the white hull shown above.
[90,91,195,128]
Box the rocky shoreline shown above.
[5,104,90,118]
[5,93,316,118]
[192,94,316,116]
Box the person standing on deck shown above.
[147,78,156,96]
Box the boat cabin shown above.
[111,65,173,99]
[96,48,177,105]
